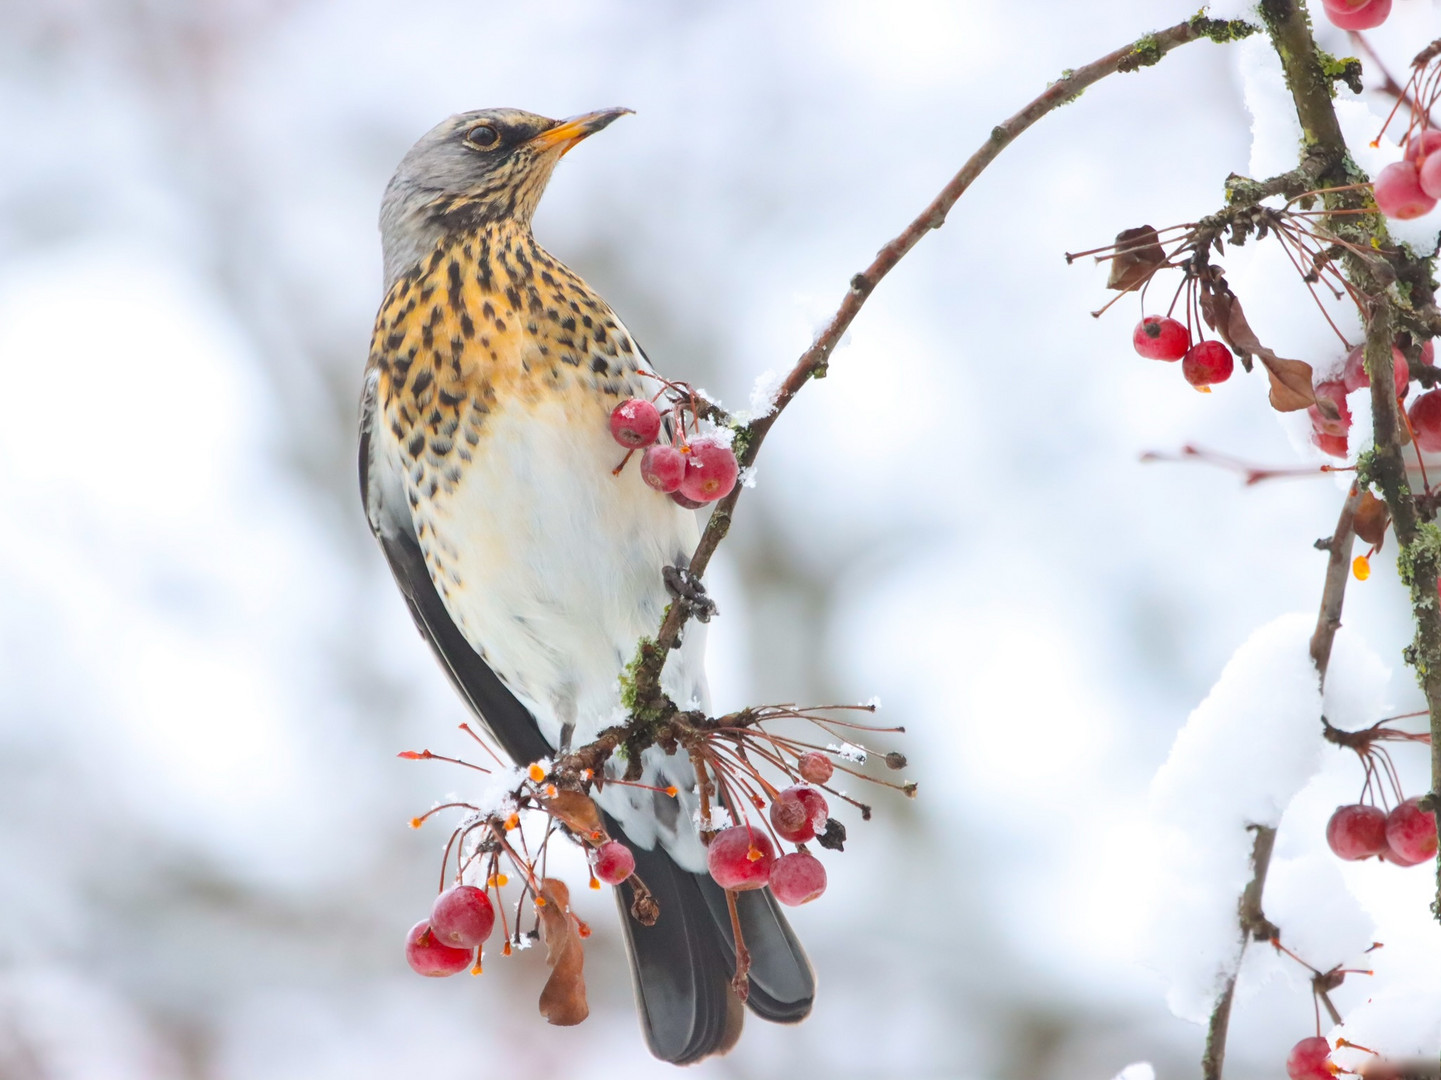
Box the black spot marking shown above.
[410,369,433,396]
[439,388,465,408]
[460,313,474,338]
[591,357,608,373]
[561,316,577,332]
[407,432,425,458]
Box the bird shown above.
[359,107,814,1063]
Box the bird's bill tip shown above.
[531,108,634,155]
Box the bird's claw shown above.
[663,561,717,623]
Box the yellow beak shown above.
[529,107,634,156]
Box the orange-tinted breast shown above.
[366,225,645,504]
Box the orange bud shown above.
[664,785,678,797]
[470,959,483,975]
[535,895,547,907]
[1353,555,1371,581]
[408,817,423,829]
[504,813,519,831]
[502,941,512,956]
[746,845,763,862]
[528,763,546,782]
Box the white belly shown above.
[403,395,711,867]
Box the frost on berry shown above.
[706,825,776,890]
[769,851,827,906]
[1374,160,1436,221]
[1320,0,1390,30]
[1181,340,1234,388]
[1384,797,1439,866]
[1407,389,1441,452]
[768,785,830,843]
[609,398,662,448]
[405,919,474,977]
[1286,1035,1334,1080]
[1132,316,1190,362]
[679,438,740,503]
[1325,804,1388,861]
[640,444,685,492]
[430,884,496,948]
[593,839,636,885]
[796,752,834,785]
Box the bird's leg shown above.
[662,556,717,623]
[558,722,575,753]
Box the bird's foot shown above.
[662,559,717,623]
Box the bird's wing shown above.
[359,369,552,766]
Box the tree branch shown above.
[631,13,1255,708]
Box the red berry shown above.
[669,490,706,510]
[1325,804,1388,860]
[1342,345,1409,397]
[1423,339,1436,368]
[593,840,636,885]
[1182,340,1234,387]
[1385,797,1439,865]
[609,398,662,448]
[768,785,829,843]
[1408,389,1441,452]
[1132,316,1191,362]
[1286,1035,1334,1080]
[640,444,685,492]
[1405,131,1441,165]
[769,851,827,906]
[1321,0,1390,29]
[1309,380,1353,438]
[678,438,739,503]
[1313,431,1349,458]
[1421,152,1441,201]
[1375,160,1437,220]
[706,825,776,891]
[429,885,495,948]
[796,752,833,785]
[405,919,473,977]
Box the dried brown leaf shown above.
[1106,226,1165,292]
[1354,492,1391,548]
[541,791,603,840]
[1199,276,1318,413]
[537,878,588,1026]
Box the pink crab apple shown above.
[1182,340,1234,388]
[1374,160,1437,220]
[1320,0,1391,30]
[678,438,740,503]
[1286,1035,1335,1080]
[1325,803,1389,861]
[768,785,830,844]
[1405,130,1441,165]
[1342,345,1410,397]
[640,443,686,492]
[769,851,827,906]
[405,920,474,977]
[1132,316,1190,361]
[593,840,636,885]
[796,752,834,785]
[1385,797,1439,866]
[609,398,662,448]
[1421,152,1441,201]
[429,884,496,949]
[706,825,776,891]
[1408,389,1441,452]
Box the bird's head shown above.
[379,107,631,288]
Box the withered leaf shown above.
[1106,226,1166,292]
[1354,491,1391,548]
[541,790,603,840]
[1199,274,1318,414]
[537,878,588,1026]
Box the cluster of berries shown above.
[1306,342,1438,459]
[609,395,740,508]
[1131,316,1233,388]
[1375,131,1441,221]
[705,752,834,906]
[1325,796,1439,866]
[1320,0,1391,29]
[1286,1035,1337,1080]
[405,883,495,977]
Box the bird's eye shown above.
[465,124,500,149]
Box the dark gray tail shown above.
[605,814,815,1064]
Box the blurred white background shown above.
[2,2,1438,1078]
